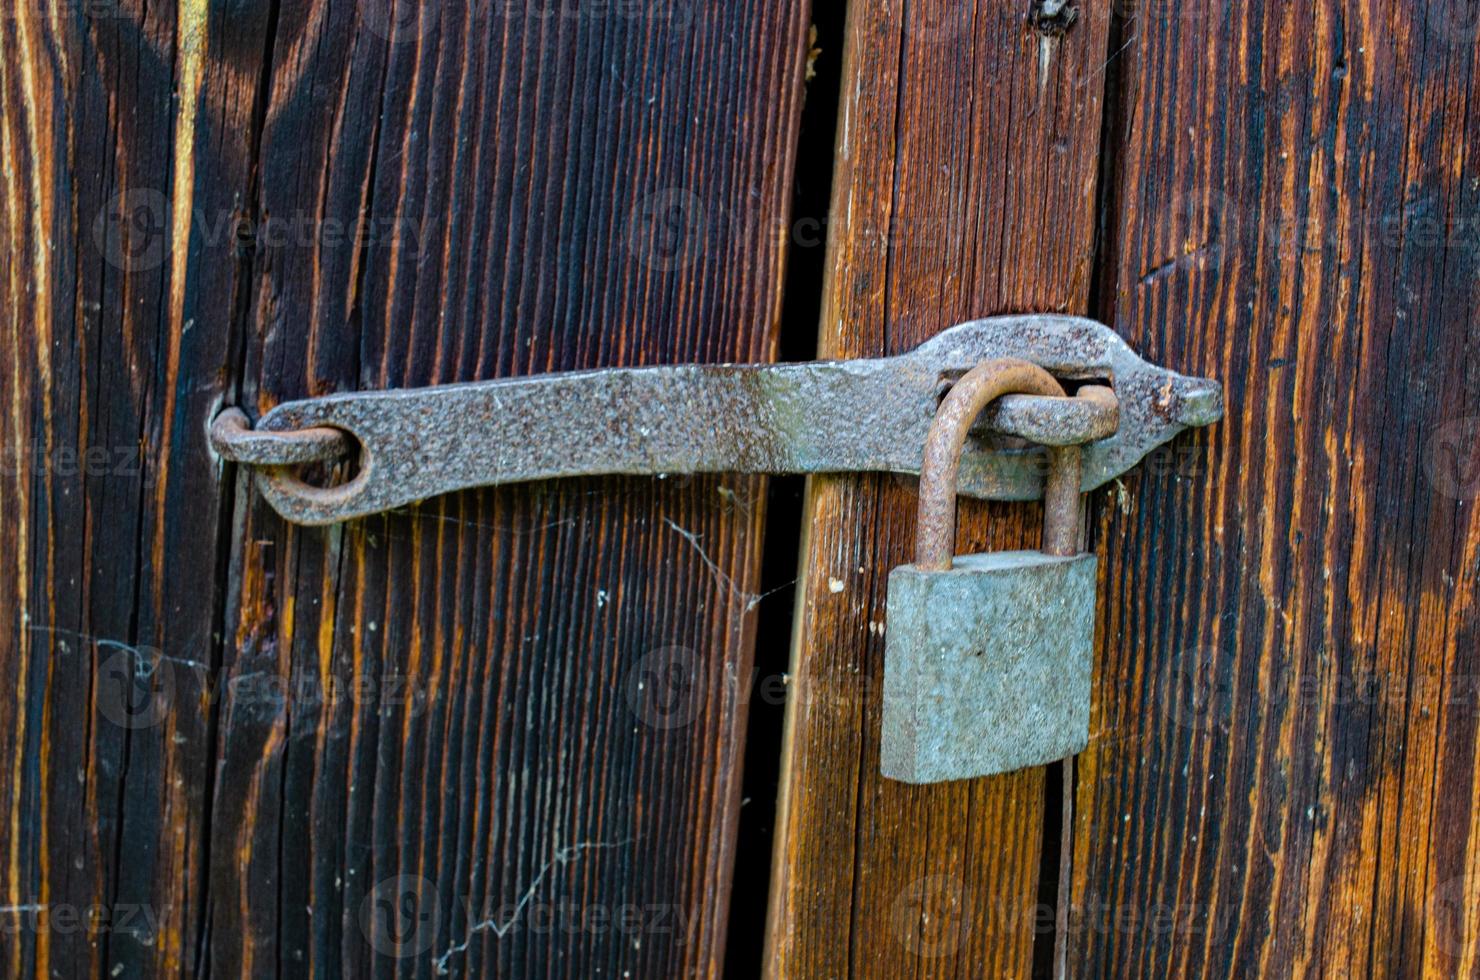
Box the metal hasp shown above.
[210,315,1223,525]
[882,359,1099,784]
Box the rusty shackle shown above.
[914,358,1086,570]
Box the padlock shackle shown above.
[1041,444,1084,557]
[915,358,1082,570]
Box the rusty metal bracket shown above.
[210,315,1222,525]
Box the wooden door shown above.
[766,0,1480,977]
[2,2,808,975]
[3,0,1477,977]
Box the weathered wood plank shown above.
[1066,0,1480,974]
[0,2,274,975]
[764,1,1111,975]
[211,4,810,977]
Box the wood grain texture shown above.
[212,3,810,978]
[764,1,1111,975]
[0,1,273,975]
[1067,0,1480,975]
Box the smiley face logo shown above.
[97,644,174,730]
[1424,417,1480,500]
[360,0,438,44]
[361,874,441,958]
[891,874,969,958]
[624,188,710,272]
[624,646,706,730]
[92,188,170,273]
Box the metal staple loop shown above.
[916,359,1081,569]
[209,408,352,466]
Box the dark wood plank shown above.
[764,1,1112,975]
[0,2,274,975]
[210,4,810,977]
[1067,0,1480,974]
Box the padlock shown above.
[881,357,1098,784]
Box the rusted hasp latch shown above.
[210,315,1222,525]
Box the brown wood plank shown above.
[0,2,275,975]
[1066,0,1480,974]
[209,4,811,977]
[765,1,1112,976]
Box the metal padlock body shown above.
[882,550,1096,783]
[881,357,1100,784]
